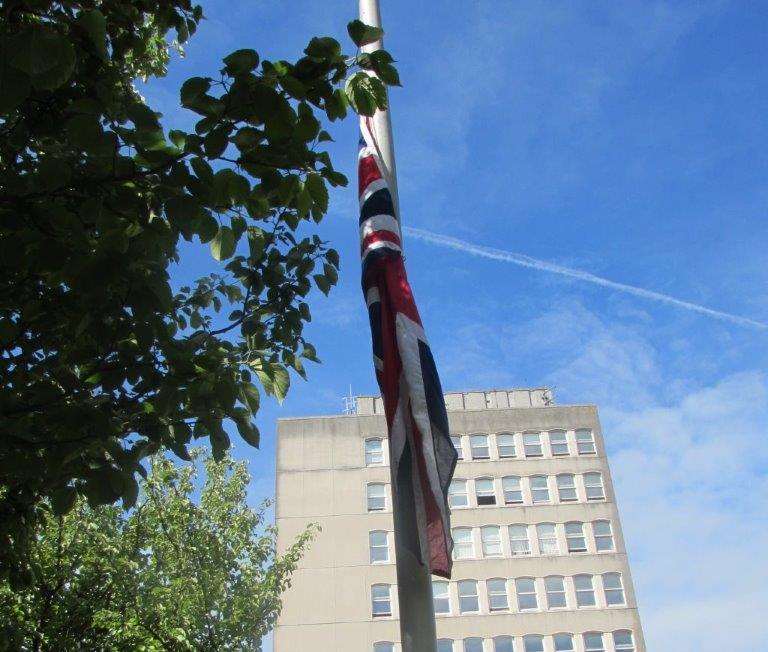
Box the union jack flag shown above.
[358,116,458,579]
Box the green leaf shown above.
[240,383,261,414]
[180,77,212,106]
[233,409,260,448]
[50,486,77,516]
[0,43,30,112]
[204,127,229,158]
[313,273,331,296]
[345,72,387,117]
[10,28,76,90]
[223,49,259,75]
[211,226,236,261]
[305,173,329,213]
[76,9,108,59]
[347,19,384,47]
[270,365,290,403]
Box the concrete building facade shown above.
[274,389,645,652]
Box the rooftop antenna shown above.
[342,384,357,415]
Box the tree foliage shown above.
[0,0,395,579]
[0,452,316,651]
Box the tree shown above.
[0,1,396,579]
[0,451,315,651]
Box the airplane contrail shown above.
[403,226,768,331]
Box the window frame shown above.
[366,483,387,512]
[480,525,503,557]
[523,431,543,457]
[603,572,626,606]
[432,580,451,615]
[536,522,559,555]
[448,479,469,508]
[452,527,474,560]
[450,435,464,461]
[486,577,509,612]
[556,473,578,502]
[457,579,480,614]
[613,631,635,652]
[502,475,523,505]
[371,583,392,617]
[584,472,606,501]
[496,432,516,458]
[549,429,569,456]
[574,574,596,607]
[583,632,605,652]
[544,575,567,609]
[508,523,531,556]
[474,477,496,506]
[365,437,384,466]
[529,475,550,504]
[469,433,490,460]
[369,530,389,563]
[565,521,587,553]
[593,519,615,552]
[515,577,538,611]
[576,429,597,455]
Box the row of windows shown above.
[363,429,597,468]
[448,472,606,509]
[371,572,627,617]
[374,630,635,652]
[366,472,606,513]
[452,430,597,462]
[369,520,615,564]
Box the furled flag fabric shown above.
[358,115,458,579]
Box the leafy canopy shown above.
[0,0,396,581]
[0,452,316,651]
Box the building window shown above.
[536,523,559,555]
[529,475,550,503]
[576,429,596,455]
[437,640,454,652]
[365,438,384,466]
[452,527,474,559]
[475,478,496,506]
[523,432,543,457]
[584,472,605,500]
[463,639,483,652]
[371,584,391,617]
[374,643,394,652]
[523,635,544,652]
[487,578,509,611]
[497,433,516,458]
[593,520,614,551]
[451,436,463,460]
[470,434,490,460]
[583,633,605,652]
[553,634,575,652]
[493,637,513,652]
[481,525,502,557]
[508,524,531,556]
[515,577,538,610]
[613,631,635,651]
[502,476,523,504]
[457,580,479,613]
[369,530,389,563]
[433,580,450,614]
[556,474,577,502]
[565,522,587,552]
[603,573,626,605]
[549,430,569,456]
[575,574,596,607]
[367,483,386,512]
[545,575,567,608]
[448,479,468,508]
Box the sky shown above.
[143,1,768,649]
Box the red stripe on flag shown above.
[358,155,382,198]
[361,230,402,256]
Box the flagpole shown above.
[357,2,438,651]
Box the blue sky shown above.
[143,1,768,649]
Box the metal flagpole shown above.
[357,2,438,651]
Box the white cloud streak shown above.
[403,226,768,331]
